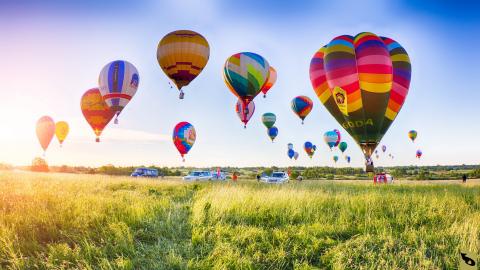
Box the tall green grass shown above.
[0,172,478,269]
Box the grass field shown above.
[0,171,478,269]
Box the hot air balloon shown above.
[55,121,69,147]
[235,99,255,128]
[333,129,341,146]
[81,88,116,142]
[408,130,417,142]
[262,112,276,129]
[267,126,278,142]
[310,33,411,172]
[382,145,387,153]
[173,122,196,161]
[333,155,339,163]
[324,130,339,150]
[36,116,55,155]
[287,143,294,150]
[287,149,294,159]
[375,150,378,155]
[339,141,348,153]
[304,141,315,158]
[224,52,270,122]
[416,149,422,159]
[261,66,277,98]
[291,96,313,124]
[346,156,351,163]
[157,30,210,99]
[293,152,299,160]
[98,60,139,124]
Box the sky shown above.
[0,0,479,168]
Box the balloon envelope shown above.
[408,130,417,142]
[36,116,55,153]
[346,156,351,163]
[416,149,422,158]
[235,99,255,127]
[287,149,294,159]
[338,141,348,153]
[55,121,69,146]
[304,141,315,158]
[261,66,277,97]
[267,126,278,142]
[333,129,341,146]
[157,30,210,97]
[310,33,411,170]
[291,96,313,123]
[81,88,116,142]
[324,131,339,149]
[293,152,299,160]
[287,143,293,150]
[333,155,339,163]
[173,122,196,160]
[262,112,276,129]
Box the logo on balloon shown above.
[342,119,374,129]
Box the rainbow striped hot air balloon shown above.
[310,32,411,172]
[408,130,417,142]
[291,96,313,124]
[235,99,255,128]
[173,122,196,161]
[157,30,210,99]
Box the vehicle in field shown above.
[261,171,289,184]
[131,168,158,178]
[374,173,394,184]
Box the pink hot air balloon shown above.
[235,99,255,128]
[36,116,56,155]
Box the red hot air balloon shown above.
[81,88,116,142]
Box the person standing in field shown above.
[232,172,238,182]
[462,174,467,183]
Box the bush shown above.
[31,157,49,172]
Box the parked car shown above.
[210,171,227,181]
[131,168,158,178]
[262,171,289,184]
[183,171,213,181]
[374,173,394,184]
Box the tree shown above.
[31,157,49,172]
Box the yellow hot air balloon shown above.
[55,121,69,147]
[157,30,210,99]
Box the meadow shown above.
[0,171,478,269]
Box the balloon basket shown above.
[179,90,184,99]
[263,94,266,98]
[96,137,100,143]
[243,125,246,129]
[114,118,118,124]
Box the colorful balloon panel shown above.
[223,52,270,104]
[173,122,196,159]
[98,60,139,114]
[55,121,69,145]
[81,88,116,142]
[261,66,277,97]
[291,96,313,123]
[36,116,55,153]
[267,126,278,142]
[408,130,417,142]
[235,99,255,127]
[262,112,276,129]
[157,30,210,93]
[304,141,315,158]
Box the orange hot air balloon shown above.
[55,121,69,147]
[261,66,277,98]
[36,116,55,155]
[80,88,116,142]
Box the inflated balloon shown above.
[416,149,422,159]
[291,96,313,124]
[324,130,339,150]
[408,130,417,142]
[55,121,69,147]
[333,155,339,163]
[375,150,378,154]
[346,156,351,163]
[261,66,277,98]
[287,149,294,159]
[235,99,255,128]
[157,30,210,99]
[338,141,348,153]
[304,141,315,158]
[376,154,379,159]
[267,126,278,142]
[310,33,411,172]
[36,116,55,155]
[224,52,270,121]
[287,143,294,150]
[333,129,341,146]
[382,145,387,153]
[293,152,299,160]
[81,88,116,142]
[262,112,276,129]
[173,122,196,161]
[98,60,139,124]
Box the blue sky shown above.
[0,0,479,167]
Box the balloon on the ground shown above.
[293,152,299,160]
[333,155,339,163]
[287,149,294,159]
[324,130,339,150]
[261,66,277,98]
[173,122,196,161]
[408,130,417,142]
[55,121,69,147]
[310,33,411,172]
[267,126,278,142]
[304,141,315,158]
[98,60,139,124]
[235,99,255,128]
[287,143,293,150]
[36,116,55,154]
[382,145,387,153]
[339,141,348,153]
[157,30,210,99]
[291,96,313,124]
[262,112,276,129]
[81,88,116,142]
[416,149,422,159]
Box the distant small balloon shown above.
[333,155,339,163]
[416,149,422,159]
[291,96,313,124]
[173,122,196,161]
[287,143,293,150]
[382,145,387,153]
[293,152,299,160]
[267,126,278,142]
[55,121,69,147]
[287,149,294,159]
[338,141,348,153]
[408,130,417,142]
[36,116,55,155]
[324,130,339,150]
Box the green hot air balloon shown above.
[338,141,348,153]
[262,113,276,129]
